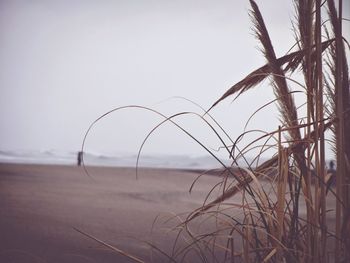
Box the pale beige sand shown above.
[0,163,339,262]
[0,163,226,263]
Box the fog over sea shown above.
[0,150,238,169]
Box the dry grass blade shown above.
[276,126,288,260]
[136,110,234,179]
[249,0,300,142]
[186,119,334,222]
[326,0,350,261]
[82,105,234,179]
[73,227,145,263]
[209,39,334,111]
[262,248,277,262]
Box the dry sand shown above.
[0,163,339,262]
[0,163,226,263]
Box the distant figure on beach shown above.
[77,151,83,166]
[326,160,336,193]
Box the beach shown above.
[0,163,339,262]
[0,163,225,263]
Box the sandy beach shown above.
[0,163,339,263]
[0,163,226,263]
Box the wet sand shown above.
[0,163,223,263]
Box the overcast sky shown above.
[1,0,349,158]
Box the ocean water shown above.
[0,150,235,169]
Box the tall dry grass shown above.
[155,0,349,262]
[82,0,349,262]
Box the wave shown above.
[0,150,234,169]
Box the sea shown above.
[0,150,238,170]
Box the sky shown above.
[0,0,349,158]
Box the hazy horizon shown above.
[1,0,349,159]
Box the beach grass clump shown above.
[82,0,349,262]
[146,0,349,262]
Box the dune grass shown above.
[148,1,349,262]
[170,1,349,262]
[82,0,349,262]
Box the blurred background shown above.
[1,0,349,167]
